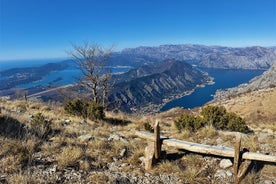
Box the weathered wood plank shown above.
[136,131,276,163]
[233,133,242,177]
[154,120,161,159]
[145,142,155,170]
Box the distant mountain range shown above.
[119,44,276,69]
[108,59,211,112]
[214,60,276,99]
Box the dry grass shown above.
[87,172,109,184]
[1,98,275,183]
[7,172,29,184]
[241,135,260,152]
[197,125,218,139]
[212,88,276,126]
[155,160,183,173]
[56,146,84,169]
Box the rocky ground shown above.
[0,99,275,184]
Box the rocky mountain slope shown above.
[121,45,276,69]
[0,98,275,184]
[108,60,210,112]
[214,60,276,99]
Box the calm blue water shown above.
[161,69,265,111]
[17,67,130,88]
[0,59,130,88]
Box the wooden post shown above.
[236,160,252,184]
[234,133,241,183]
[145,142,155,170]
[154,120,161,159]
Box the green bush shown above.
[64,99,105,120]
[174,113,205,132]
[87,102,105,120]
[201,105,226,126]
[64,99,87,118]
[30,113,52,139]
[175,106,251,134]
[201,106,251,133]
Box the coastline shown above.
[137,77,215,115]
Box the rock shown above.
[65,119,71,123]
[139,156,145,164]
[258,133,269,142]
[79,119,87,125]
[263,180,273,184]
[225,170,232,177]
[120,163,128,167]
[214,169,227,178]
[119,148,127,157]
[114,176,131,184]
[219,159,233,169]
[108,134,120,141]
[49,165,57,173]
[78,134,93,142]
[108,134,128,143]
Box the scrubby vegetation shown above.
[143,122,154,133]
[29,113,52,139]
[175,105,251,133]
[0,99,274,183]
[64,98,105,120]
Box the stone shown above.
[258,133,270,142]
[65,119,71,123]
[139,156,145,164]
[79,119,87,125]
[108,134,120,141]
[263,180,273,184]
[119,148,127,157]
[214,169,227,178]
[219,159,233,169]
[108,134,128,143]
[78,134,93,142]
[225,170,232,177]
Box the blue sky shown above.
[0,0,275,60]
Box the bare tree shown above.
[68,42,113,105]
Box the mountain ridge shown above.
[108,59,211,113]
[120,44,276,69]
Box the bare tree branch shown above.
[67,41,113,105]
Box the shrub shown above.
[30,113,52,139]
[3,140,32,168]
[201,106,251,133]
[223,112,251,133]
[87,102,105,120]
[64,99,105,120]
[174,113,205,132]
[64,99,87,118]
[175,106,251,134]
[143,122,154,133]
[201,105,226,126]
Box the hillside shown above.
[108,60,211,113]
[0,97,275,183]
[121,45,276,69]
[211,87,276,128]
